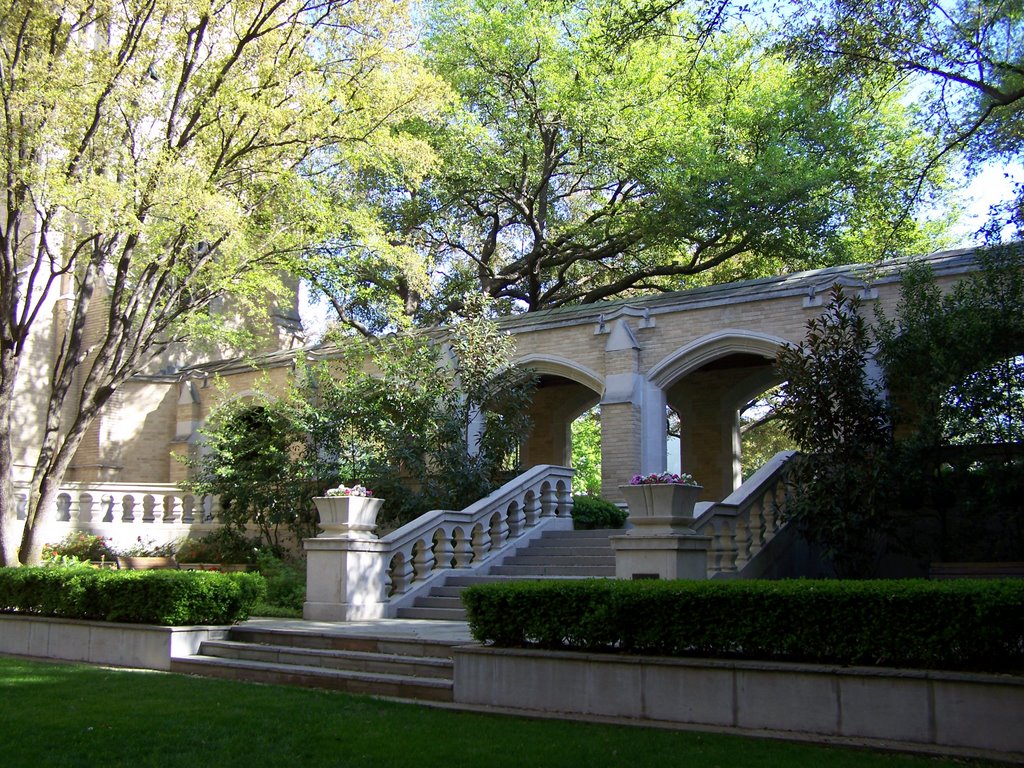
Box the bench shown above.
[116,556,179,571]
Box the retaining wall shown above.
[0,614,229,671]
[453,645,1024,760]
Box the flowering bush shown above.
[42,532,116,562]
[630,471,698,486]
[324,484,373,497]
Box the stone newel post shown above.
[303,496,390,621]
[610,483,711,580]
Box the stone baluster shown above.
[556,482,573,517]
[180,495,196,524]
[56,493,72,522]
[411,539,435,581]
[471,523,490,561]
[77,493,94,523]
[433,528,454,570]
[100,494,115,523]
[523,492,540,527]
[162,494,181,523]
[451,528,472,567]
[748,498,765,556]
[733,518,751,570]
[142,495,157,523]
[506,501,525,538]
[388,553,413,596]
[716,520,737,575]
[121,494,136,523]
[540,483,557,518]
[489,511,508,550]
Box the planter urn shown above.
[313,496,384,538]
[618,483,703,534]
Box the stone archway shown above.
[649,331,789,500]
[515,355,603,470]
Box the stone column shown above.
[303,536,390,621]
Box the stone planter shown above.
[314,496,384,538]
[619,483,702,534]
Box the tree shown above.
[571,407,602,496]
[782,0,1024,237]
[775,287,892,577]
[0,0,441,565]
[313,0,948,329]
[188,299,536,533]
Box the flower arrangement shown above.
[324,484,373,498]
[630,471,698,486]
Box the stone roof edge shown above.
[494,247,987,335]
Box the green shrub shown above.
[461,578,1024,671]
[0,567,266,626]
[571,496,627,529]
[42,532,116,562]
[176,528,260,565]
[254,552,305,612]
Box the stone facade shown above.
[10,247,986,502]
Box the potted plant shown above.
[619,472,703,531]
[313,484,384,537]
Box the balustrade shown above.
[12,482,221,552]
[693,451,797,578]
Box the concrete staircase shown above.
[395,528,617,621]
[170,623,457,702]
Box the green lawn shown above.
[0,657,999,768]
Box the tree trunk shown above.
[0,346,24,566]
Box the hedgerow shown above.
[0,567,266,626]
[461,578,1024,671]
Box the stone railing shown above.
[12,482,220,552]
[304,464,575,621]
[692,450,798,578]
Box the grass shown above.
[0,657,1001,768]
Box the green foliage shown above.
[0,0,447,566]
[461,578,1024,671]
[254,552,306,613]
[570,408,602,496]
[875,246,1024,562]
[570,496,627,530]
[187,302,536,531]
[175,529,262,565]
[0,567,266,625]
[42,533,116,563]
[774,287,892,577]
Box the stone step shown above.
[538,528,619,541]
[227,625,457,659]
[410,595,465,610]
[443,574,602,586]
[519,544,616,556]
[501,555,615,567]
[488,564,616,577]
[171,655,453,702]
[395,606,468,621]
[197,640,453,679]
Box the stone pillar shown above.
[303,536,390,621]
[610,483,711,580]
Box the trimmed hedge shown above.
[0,567,267,626]
[571,495,628,530]
[461,579,1024,671]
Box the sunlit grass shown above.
[0,657,1001,768]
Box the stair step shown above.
[521,544,616,555]
[226,626,457,659]
[197,640,453,679]
[489,564,616,577]
[395,606,467,621]
[171,656,453,702]
[501,555,615,566]
[540,529,618,540]
[412,596,465,609]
